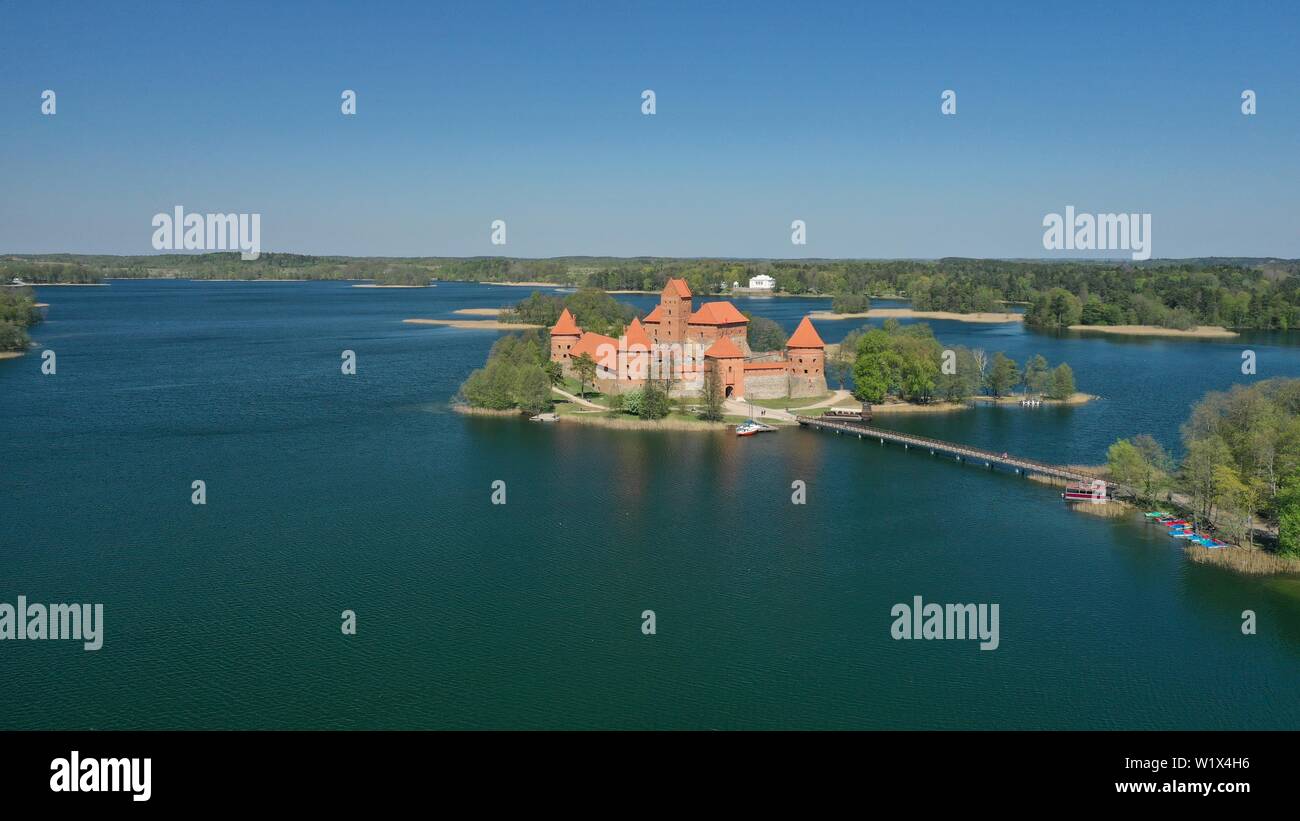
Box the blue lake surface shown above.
[1,279,1297,729]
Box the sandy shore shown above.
[971,392,1095,406]
[453,308,504,316]
[868,401,967,414]
[1068,324,1238,339]
[863,392,1095,414]
[452,404,523,417]
[810,308,1023,324]
[403,318,541,330]
[478,281,566,288]
[0,351,25,360]
[351,284,433,288]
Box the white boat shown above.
[735,419,777,436]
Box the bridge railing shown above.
[795,415,1115,487]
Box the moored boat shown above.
[1062,480,1108,501]
[735,419,777,436]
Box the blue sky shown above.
[2,0,1297,258]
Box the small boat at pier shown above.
[735,419,777,436]
[1062,481,1108,501]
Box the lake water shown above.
[2,280,1298,729]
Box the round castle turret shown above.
[549,308,582,364]
[786,316,827,398]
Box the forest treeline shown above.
[0,287,42,352]
[7,254,1300,329]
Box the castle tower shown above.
[659,278,693,344]
[549,308,582,364]
[704,335,745,400]
[785,316,826,398]
[622,316,652,382]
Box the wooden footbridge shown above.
[796,412,1111,488]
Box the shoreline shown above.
[404,318,541,330]
[1185,544,1300,576]
[557,412,730,431]
[1067,324,1239,339]
[0,351,24,360]
[351,283,434,288]
[810,308,1024,324]
[864,392,1096,414]
[971,392,1095,406]
[477,281,566,288]
[452,308,505,316]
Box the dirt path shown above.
[552,386,608,410]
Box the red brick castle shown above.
[550,278,826,400]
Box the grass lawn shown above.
[560,377,605,400]
[743,392,840,410]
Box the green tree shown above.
[572,353,597,399]
[513,366,552,415]
[460,359,520,410]
[0,320,30,352]
[1047,363,1076,400]
[1107,438,1169,504]
[1182,435,1233,524]
[745,314,787,352]
[986,353,1020,397]
[934,346,981,402]
[639,379,670,420]
[1022,354,1050,395]
[544,360,563,388]
[698,366,724,421]
[831,293,869,314]
[1279,469,1300,556]
[851,329,897,403]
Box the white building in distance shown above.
[747,274,776,291]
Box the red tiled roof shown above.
[550,308,581,336]
[704,335,744,358]
[568,332,619,369]
[641,305,663,323]
[689,301,748,325]
[624,317,651,348]
[663,278,692,298]
[787,316,826,348]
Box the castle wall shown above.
[789,371,828,398]
[743,373,789,400]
